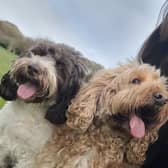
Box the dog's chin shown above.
[111,105,162,139]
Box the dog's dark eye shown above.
[131,78,141,84]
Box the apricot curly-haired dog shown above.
[35,63,168,168]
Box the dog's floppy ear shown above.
[66,71,118,132]
[45,83,80,124]
[138,10,168,76]
[45,52,87,124]
[66,84,99,132]
[0,71,18,100]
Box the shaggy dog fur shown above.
[0,41,88,124]
[0,41,96,168]
[138,3,168,168]
[35,62,168,168]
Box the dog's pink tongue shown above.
[129,114,145,139]
[17,83,37,100]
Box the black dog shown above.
[138,3,168,168]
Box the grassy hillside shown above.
[0,47,16,108]
[0,20,35,55]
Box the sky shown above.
[0,0,165,67]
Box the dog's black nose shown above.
[153,92,168,106]
[28,64,39,75]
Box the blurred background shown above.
[0,0,166,107]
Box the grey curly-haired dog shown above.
[0,40,102,168]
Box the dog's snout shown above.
[28,64,39,75]
[153,92,168,106]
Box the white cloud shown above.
[0,0,166,67]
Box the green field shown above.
[0,47,16,108]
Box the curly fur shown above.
[138,3,168,167]
[35,62,168,168]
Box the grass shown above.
[0,47,16,108]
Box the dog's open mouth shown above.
[17,82,37,100]
[112,113,145,139]
[130,105,162,139]
[112,106,161,139]
[16,74,39,100]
